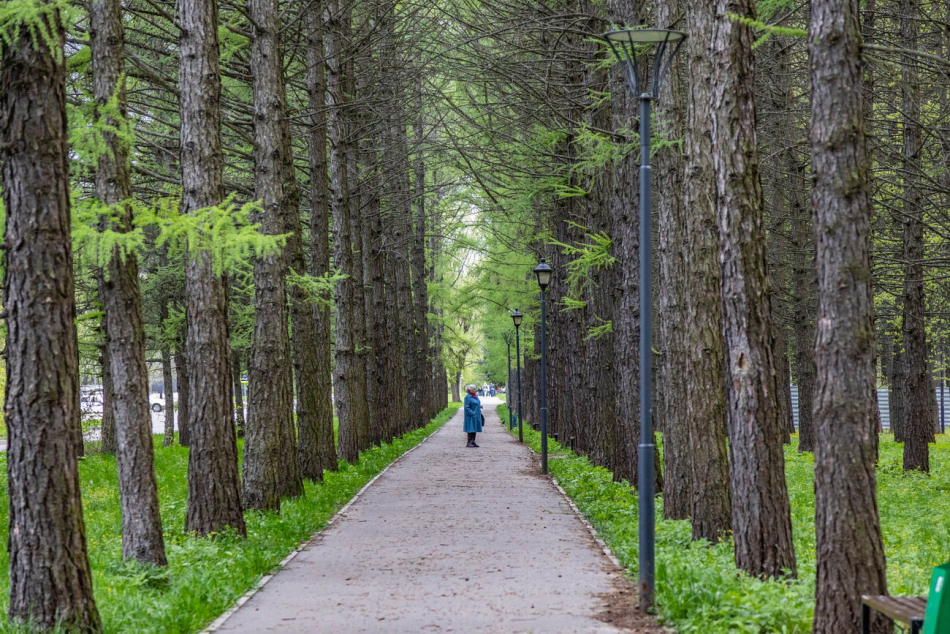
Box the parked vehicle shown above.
[149,393,166,412]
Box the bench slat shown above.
[862,595,927,624]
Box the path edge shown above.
[496,403,626,572]
[549,475,624,571]
[201,409,459,633]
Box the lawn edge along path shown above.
[201,404,460,634]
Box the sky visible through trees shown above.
[0,0,949,631]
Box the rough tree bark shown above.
[1,8,102,628]
[681,0,732,542]
[710,0,796,577]
[162,345,175,447]
[99,346,116,454]
[413,79,433,427]
[809,0,889,628]
[655,0,689,519]
[175,342,191,447]
[606,0,641,489]
[179,0,247,537]
[789,161,818,453]
[244,0,303,508]
[326,0,361,464]
[899,0,931,473]
[231,348,245,438]
[91,0,167,565]
[304,5,337,478]
[160,245,176,447]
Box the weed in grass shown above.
[0,404,461,633]
[498,404,950,633]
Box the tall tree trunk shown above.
[160,245,175,447]
[809,0,889,629]
[99,346,117,454]
[179,0,247,537]
[91,0,167,565]
[231,349,245,438]
[162,345,175,446]
[765,173,793,446]
[789,161,818,453]
[244,0,303,508]
[304,5,337,478]
[606,0,641,488]
[175,343,191,447]
[711,0,796,578]
[1,8,102,627]
[899,0,930,473]
[413,80,433,426]
[326,0,361,464]
[655,0,689,518]
[892,346,907,441]
[682,0,732,542]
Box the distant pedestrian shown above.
[464,384,483,447]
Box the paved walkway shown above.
[213,401,656,633]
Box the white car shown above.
[149,393,166,412]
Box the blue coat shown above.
[464,393,483,433]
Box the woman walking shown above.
[463,384,483,447]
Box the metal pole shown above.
[507,341,514,429]
[540,286,549,474]
[516,326,524,443]
[637,93,655,611]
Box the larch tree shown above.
[681,0,732,542]
[808,0,890,629]
[303,4,338,479]
[899,0,932,473]
[1,6,102,629]
[243,0,302,511]
[179,0,247,537]
[710,0,796,578]
[325,0,362,464]
[90,0,168,567]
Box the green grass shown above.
[0,403,461,633]
[498,404,950,633]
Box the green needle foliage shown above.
[499,404,950,634]
[0,405,460,633]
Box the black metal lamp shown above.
[510,309,524,442]
[602,26,687,613]
[533,259,552,290]
[533,259,553,473]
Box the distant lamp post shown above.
[511,309,525,442]
[533,259,552,473]
[503,331,515,430]
[602,27,686,611]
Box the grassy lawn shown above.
[499,404,950,633]
[0,403,461,633]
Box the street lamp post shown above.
[503,331,514,430]
[602,27,686,611]
[511,309,525,442]
[533,259,552,474]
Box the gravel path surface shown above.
[213,400,659,633]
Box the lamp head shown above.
[511,309,524,328]
[602,28,687,99]
[534,259,553,291]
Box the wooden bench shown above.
[862,595,927,634]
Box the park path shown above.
[211,400,658,633]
